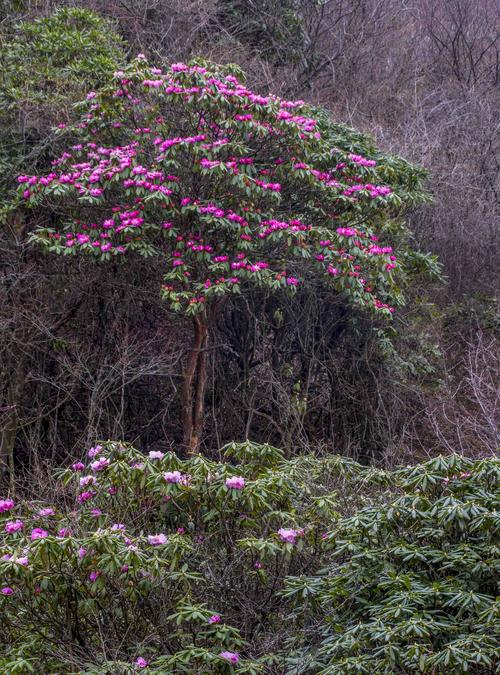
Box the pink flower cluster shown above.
[225,476,245,490]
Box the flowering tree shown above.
[20,56,429,453]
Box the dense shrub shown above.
[284,454,500,673]
[1,446,497,673]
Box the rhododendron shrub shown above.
[2,447,497,673]
[1,440,380,673]
[20,56,430,452]
[283,454,500,673]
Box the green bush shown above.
[284,454,500,673]
[1,448,497,673]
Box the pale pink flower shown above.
[148,533,167,546]
[91,457,109,472]
[164,470,182,483]
[148,451,164,460]
[278,527,300,544]
[220,651,239,664]
[88,445,102,459]
[31,528,49,540]
[225,476,245,490]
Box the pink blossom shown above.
[31,528,49,540]
[225,476,245,490]
[148,451,164,460]
[1,587,14,596]
[78,547,87,559]
[0,499,14,513]
[208,614,221,624]
[90,508,102,518]
[5,520,24,534]
[80,475,95,487]
[220,651,239,664]
[37,507,55,517]
[88,570,101,582]
[58,528,71,537]
[277,527,300,544]
[148,533,167,546]
[91,457,109,472]
[164,470,182,483]
[88,445,102,459]
[135,657,149,669]
[77,491,94,504]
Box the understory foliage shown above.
[1,445,498,673]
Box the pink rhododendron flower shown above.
[78,547,87,559]
[77,491,95,504]
[31,528,49,540]
[38,508,55,517]
[135,657,149,669]
[277,527,300,544]
[164,470,182,483]
[1,587,14,596]
[5,520,24,534]
[220,651,239,664]
[90,508,102,518]
[225,476,245,490]
[0,499,14,513]
[72,462,85,471]
[208,614,221,624]
[58,528,71,537]
[148,533,167,546]
[79,475,95,487]
[88,445,102,458]
[88,570,101,582]
[91,457,109,472]
[148,450,164,460]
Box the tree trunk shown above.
[181,314,209,454]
